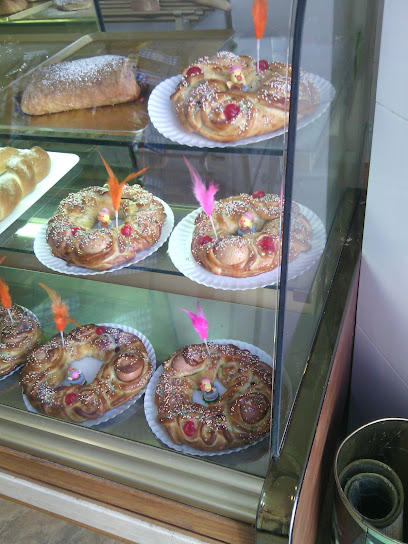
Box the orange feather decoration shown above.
[0,278,11,310]
[0,256,11,311]
[39,283,80,332]
[97,150,149,212]
[252,0,268,39]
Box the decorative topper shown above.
[200,378,220,404]
[0,256,13,323]
[238,212,255,236]
[252,0,268,72]
[97,150,149,229]
[184,157,219,239]
[39,283,81,347]
[179,300,211,358]
[67,366,86,386]
[97,208,112,229]
[226,66,248,91]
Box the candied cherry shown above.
[224,103,241,121]
[257,236,276,253]
[121,224,132,237]
[96,326,105,335]
[186,66,202,77]
[183,421,196,437]
[198,235,212,246]
[252,190,266,199]
[65,392,78,406]
[71,226,80,236]
[258,60,269,71]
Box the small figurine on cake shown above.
[200,378,219,404]
[98,208,112,229]
[67,366,86,386]
[237,212,255,236]
[227,66,249,91]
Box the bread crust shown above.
[53,0,92,10]
[0,304,42,376]
[171,52,319,142]
[191,193,313,277]
[20,324,154,422]
[46,185,167,270]
[0,146,51,222]
[0,0,28,16]
[21,55,140,116]
[155,343,273,451]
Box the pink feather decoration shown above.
[184,157,218,217]
[179,300,209,340]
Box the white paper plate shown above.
[168,204,326,290]
[23,323,156,427]
[144,339,273,456]
[0,151,79,235]
[34,199,174,276]
[0,306,40,381]
[148,74,335,148]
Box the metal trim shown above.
[0,404,262,523]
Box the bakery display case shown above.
[0,1,381,543]
[0,0,100,34]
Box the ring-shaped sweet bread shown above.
[46,185,167,271]
[171,52,319,142]
[20,324,153,422]
[155,342,273,451]
[0,304,42,377]
[191,193,313,278]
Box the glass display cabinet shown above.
[0,1,381,543]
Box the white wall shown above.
[349,0,408,430]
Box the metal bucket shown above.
[333,419,408,544]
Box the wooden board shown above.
[0,446,255,544]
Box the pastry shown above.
[191,192,312,277]
[20,324,153,422]
[0,0,28,16]
[155,342,272,451]
[53,0,91,10]
[21,55,140,116]
[130,0,160,11]
[0,304,42,377]
[46,184,167,270]
[0,146,51,222]
[171,52,319,142]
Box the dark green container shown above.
[334,419,408,544]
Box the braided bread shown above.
[191,192,312,278]
[53,0,92,10]
[0,0,28,15]
[20,324,153,422]
[46,185,167,270]
[155,343,272,451]
[0,304,42,377]
[21,55,140,116]
[171,52,319,142]
[0,146,51,222]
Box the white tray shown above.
[144,339,273,456]
[23,323,156,427]
[34,199,174,276]
[0,151,79,235]
[148,73,335,148]
[168,203,326,290]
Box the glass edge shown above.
[256,190,366,543]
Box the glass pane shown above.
[0,4,294,480]
[275,0,379,452]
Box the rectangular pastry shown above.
[21,55,140,116]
